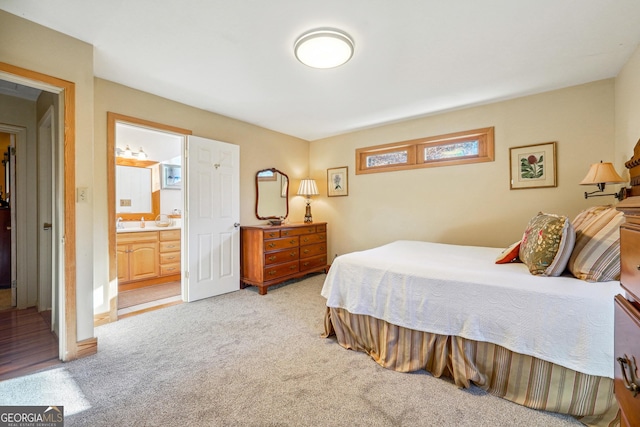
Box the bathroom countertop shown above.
[116,224,181,233]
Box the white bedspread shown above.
[321,240,622,378]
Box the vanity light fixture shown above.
[116,145,148,160]
[580,161,627,200]
[123,145,133,158]
[294,28,354,69]
[297,178,319,223]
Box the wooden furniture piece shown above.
[614,142,640,427]
[117,229,181,291]
[240,222,328,295]
[0,207,10,289]
[159,229,181,277]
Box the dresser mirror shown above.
[255,168,288,221]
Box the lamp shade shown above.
[579,162,625,185]
[297,179,319,196]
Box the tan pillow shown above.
[519,212,575,276]
[568,206,624,282]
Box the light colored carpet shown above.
[0,274,581,426]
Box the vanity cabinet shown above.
[240,222,328,295]
[116,231,159,283]
[159,229,181,276]
[117,229,181,290]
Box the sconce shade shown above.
[579,162,625,185]
[297,179,319,197]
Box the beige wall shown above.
[93,79,309,315]
[615,44,640,171]
[310,80,616,257]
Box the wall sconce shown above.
[580,161,626,201]
[116,145,148,160]
[297,178,319,223]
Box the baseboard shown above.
[76,337,97,358]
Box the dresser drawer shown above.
[264,236,299,252]
[160,240,180,253]
[299,242,327,259]
[299,232,326,245]
[265,248,299,265]
[614,295,640,427]
[300,254,327,272]
[621,226,640,301]
[160,252,181,264]
[264,260,299,280]
[281,226,317,237]
[264,230,280,239]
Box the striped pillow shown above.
[568,206,624,282]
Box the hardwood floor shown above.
[0,307,60,381]
[117,281,182,319]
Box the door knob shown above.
[43,222,52,230]
[234,222,240,228]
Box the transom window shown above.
[356,127,494,175]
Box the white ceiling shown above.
[3,0,640,141]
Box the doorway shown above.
[107,113,191,322]
[114,120,185,318]
[0,62,78,364]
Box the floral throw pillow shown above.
[519,212,576,276]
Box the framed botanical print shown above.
[509,142,557,189]
[327,166,348,197]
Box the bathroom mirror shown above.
[115,158,160,221]
[255,168,288,220]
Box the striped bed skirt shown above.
[324,307,619,427]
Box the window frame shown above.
[355,127,494,175]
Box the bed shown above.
[322,208,625,427]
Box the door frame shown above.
[0,62,77,361]
[106,112,191,323]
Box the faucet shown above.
[116,217,124,229]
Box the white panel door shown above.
[185,135,240,302]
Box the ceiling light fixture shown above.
[294,28,354,69]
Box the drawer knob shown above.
[268,256,276,261]
[290,252,296,257]
[617,355,640,397]
[268,243,276,248]
[289,265,296,270]
[290,239,296,244]
[268,270,277,276]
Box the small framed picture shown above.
[161,164,182,190]
[509,142,557,190]
[327,166,348,197]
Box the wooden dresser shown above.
[240,222,328,295]
[614,143,640,427]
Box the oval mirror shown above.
[255,168,288,220]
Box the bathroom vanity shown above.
[116,226,181,291]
